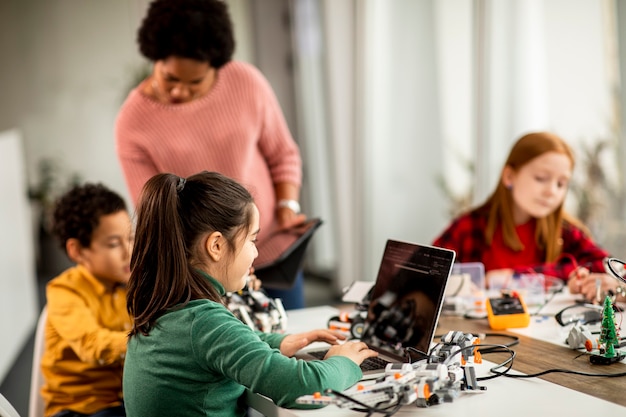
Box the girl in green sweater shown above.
[123,171,377,417]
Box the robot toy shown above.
[227,288,288,333]
[296,331,485,411]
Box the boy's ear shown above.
[65,238,84,263]
[205,231,225,262]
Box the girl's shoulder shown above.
[561,218,590,238]
[184,298,226,311]
[185,299,240,323]
[160,299,237,332]
[164,299,225,319]
[450,206,488,228]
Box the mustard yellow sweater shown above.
[42,265,130,417]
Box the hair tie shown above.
[176,177,186,192]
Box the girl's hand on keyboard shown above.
[325,341,378,365]
[279,329,347,357]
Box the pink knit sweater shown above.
[115,61,302,247]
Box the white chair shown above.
[0,393,21,417]
[28,306,47,417]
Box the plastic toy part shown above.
[327,310,367,339]
[227,289,287,333]
[565,324,597,350]
[430,331,482,365]
[296,330,486,411]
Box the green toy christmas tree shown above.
[588,295,625,364]
[599,295,619,357]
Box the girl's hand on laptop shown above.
[279,329,346,357]
[325,341,378,365]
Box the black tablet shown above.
[254,218,323,289]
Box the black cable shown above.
[325,388,377,412]
[447,275,467,297]
[478,347,517,381]
[491,367,626,378]
[428,333,520,383]
[382,401,404,417]
[404,347,429,361]
[554,303,604,326]
[324,333,625,415]
[326,388,404,417]
[462,311,487,319]
[605,258,626,286]
[435,342,517,381]
[427,333,626,383]
[426,337,518,382]
[475,343,626,380]
[476,333,520,352]
[532,283,564,316]
[433,332,520,351]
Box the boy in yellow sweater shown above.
[41,183,133,417]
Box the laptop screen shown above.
[361,240,456,361]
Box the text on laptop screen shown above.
[362,240,455,361]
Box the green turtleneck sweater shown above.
[123,274,361,417]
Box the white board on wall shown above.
[0,129,38,382]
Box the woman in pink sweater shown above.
[115,0,306,308]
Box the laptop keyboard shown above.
[307,349,391,372]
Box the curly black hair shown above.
[137,0,235,68]
[51,183,127,252]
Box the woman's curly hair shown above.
[137,0,235,68]
[52,183,127,251]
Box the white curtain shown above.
[292,0,450,291]
[287,0,621,293]
[474,0,551,201]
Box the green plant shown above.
[568,139,623,240]
[28,158,81,233]
[435,152,475,219]
[121,62,152,103]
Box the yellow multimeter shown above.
[486,292,530,330]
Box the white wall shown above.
[0,0,619,302]
[0,1,152,206]
[319,0,618,284]
[473,0,614,200]
[0,0,264,387]
[359,0,447,279]
[0,0,278,208]
[0,130,38,382]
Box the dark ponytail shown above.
[127,171,254,336]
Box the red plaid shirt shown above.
[432,207,609,280]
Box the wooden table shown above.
[436,314,626,407]
[248,303,626,416]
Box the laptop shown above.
[299,239,456,379]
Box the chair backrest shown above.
[0,393,21,417]
[28,306,47,417]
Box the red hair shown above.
[480,132,586,262]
